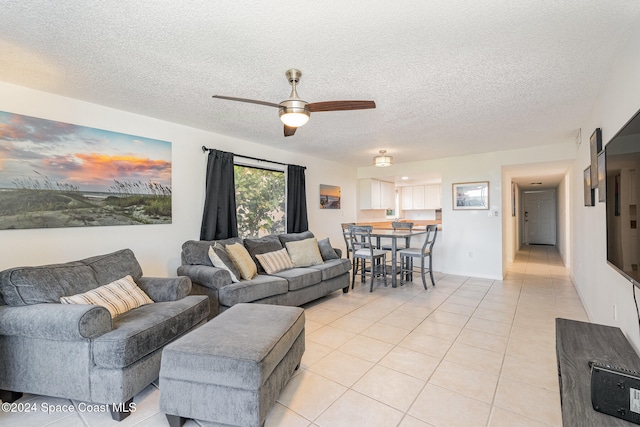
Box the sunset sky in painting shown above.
[0,111,171,192]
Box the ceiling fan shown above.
[212,69,376,137]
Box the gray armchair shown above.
[0,249,209,421]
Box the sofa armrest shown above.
[177,264,231,290]
[334,248,343,258]
[0,303,112,340]
[136,276,191,302]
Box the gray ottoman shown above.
[159,303,305,427]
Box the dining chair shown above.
[381,221,414,250]
[348,225,387,292]
[398,224,438,289]
[341,222,356,259]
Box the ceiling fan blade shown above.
[284,125,297,137]
[308,100,376,112]
[212,95,280,108]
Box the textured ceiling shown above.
[1,1,639,168]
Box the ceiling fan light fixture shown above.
[279,98,310,127]
[374,150,393,167]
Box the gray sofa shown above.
[178,231,351,318]
[0,249,209,421]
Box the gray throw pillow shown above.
[317,238,340,260]
[210,242,242,282]
[243,235,283,273]
[278,231,315,245]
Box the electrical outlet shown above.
[468,252,473,258]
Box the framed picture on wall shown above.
[319,184,341,209]
[590,128,602,189]
[597,150,606,203]
[584,166,594,206]
[452,181,489,210]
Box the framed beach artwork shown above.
[0,111,172,230]
[452,181,489,210]
[319,184,340,209]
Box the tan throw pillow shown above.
[208,245,240,282]
[60,275,153,318]
[285,238,325,268]
[256,248,294,274]
[226,243,258,280]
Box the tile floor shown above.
[0,245,586,426]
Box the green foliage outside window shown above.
[234,165,286,238]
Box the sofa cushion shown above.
[243,235,283,273]
[278,231,314,246]
[271,267,322,291]
[218,275,289,306]
[317,238,340,261]
[255,248,294,274]
[81,249,143,284]
[181,238,244,266]
[208,244,241,283]
[307,258,352,281]
[0,262,99,306]
[226,243,258,280]
[60,275,154,318]
[285,238,324,268]
[92,295,209,369]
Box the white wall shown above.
[0,82,357,276]
[570,24,640,350]
[359,143,576,280]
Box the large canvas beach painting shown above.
[0,111,172,230]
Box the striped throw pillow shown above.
[60,275,154,318]
[256,248,294,274]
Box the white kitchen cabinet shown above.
[424,184,442,209]
[401,186,413,210]
[401,184,441,210]
[360,179,394,210]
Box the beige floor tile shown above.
[429,360,499,404]
[264,402,313,427]
[437,301,476,316]
[300,341,334,368]
[378,346,441,381]
[307,325,357,349]
[361,322,411,344]
[378,310,427,330]
[352,365,425,412]
[75,383,159,427]
[456,328,508,354]
[338,334,394,363]
[506,335,556,366]
[398,415,436,427]
[409,384,491,427]
[304,308,345,324]
[494,377,562,426]
[427,309,470,327]
[488,406,551,427]
[393,302,434,319]
[444,342,504,375]
[446,295,482,307]
[472,307,514,325]
[413,318,463,341]
[315,390,404,427]
[277,370,347,421]
[465,317,512,337]
[328,314,376,333]
[306,350,374,387]
[501,354,558,391]
[398,330,453,358]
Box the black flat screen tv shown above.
[606,107,640,285]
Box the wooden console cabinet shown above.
[556,318,640,426]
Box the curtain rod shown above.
[201,146,306,170]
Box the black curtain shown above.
[200,149,238,240]
[287,164,309,233]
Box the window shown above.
[234,164,285,238]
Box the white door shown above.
[523,190,557,245]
